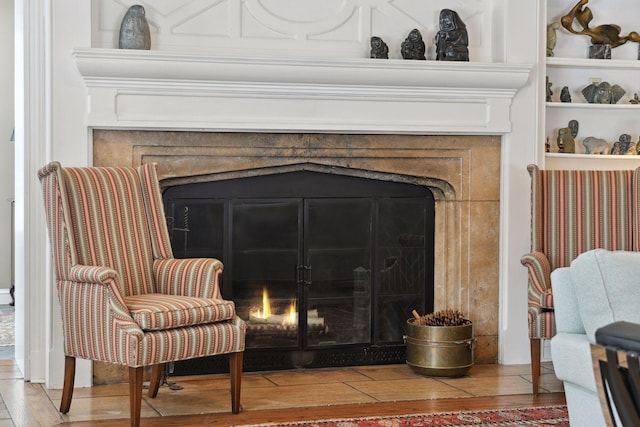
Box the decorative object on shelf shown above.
[119,5,151,50]
[611,134,636,155]
[569,119,579,138]
[547,22,561,57]
[561,0,640,50]
[589,44,611,59]
[435,9,469,61]
[560,86,572,103]
[370,36,389,59]
[630,93,640,104]
[581,81,625,104]
[545,137,551,153]
[406,309,474,377]
[546,76,553,102]
[401,29,426,60]
[557,127,576,153]
[583,136,611,155]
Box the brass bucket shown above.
[405,318,475,377]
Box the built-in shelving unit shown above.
[544,0,640,170]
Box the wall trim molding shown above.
[73,49,532,135]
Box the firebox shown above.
[162,169,435,373]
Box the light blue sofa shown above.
[550,249,640,427]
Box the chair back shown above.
[528,164,636,271]
[38,162,174,296]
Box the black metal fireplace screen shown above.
[162,170,435,373]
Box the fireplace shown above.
[91,129,501,383]
[162,168,435,372]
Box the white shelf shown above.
[546,102,640,110]
[547,57,640,70]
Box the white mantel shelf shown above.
[73,48,532,134]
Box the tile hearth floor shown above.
[0,359,563,425]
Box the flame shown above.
[251,287,272,320]
[283,299,297,325]
[249,287,298,325]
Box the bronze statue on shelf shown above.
[370,36,389,59]
[561,0,640,49]
[435,9,469,61]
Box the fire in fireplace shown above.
[162,168,435,373]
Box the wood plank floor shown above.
[0,359,565,426]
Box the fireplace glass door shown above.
[163,170,434,373]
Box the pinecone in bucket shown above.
[411,309,471,326]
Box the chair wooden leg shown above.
[129,367,144,427]
[148,364,163,398]
[530,338,541,395]
[229,352,243,414]
[59,356,76,414]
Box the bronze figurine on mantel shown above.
[561,0,640,58]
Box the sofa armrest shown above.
[550,267,585,335]
[551,332,597,393]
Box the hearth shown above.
[163,169,435,373]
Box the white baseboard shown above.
[0,288,13,305]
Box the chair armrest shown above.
[59,265,144,361]
[66,265,141,328]
[521,251,553,309]
[153,258,224,299]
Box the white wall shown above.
[0,0,14,300]
[17,0,540,387]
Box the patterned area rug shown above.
[239,405,569,427]
[0,312,15,346]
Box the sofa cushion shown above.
[570,249,640,341]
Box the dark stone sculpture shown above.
[370,36,389,59]
[611,134,636,155]
[581,81,625,104]
[568,119,579,138]
[546,77,553,102]
[401,29,426,60]
[589,44,611,59]
[119,5,151,50]
[560,86,572,103]
[435,9,469,61]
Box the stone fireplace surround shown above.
[69,49,530,383]
[91,130,501,383]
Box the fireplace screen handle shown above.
[296,265,312,286]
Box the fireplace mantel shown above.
[73,48,531,135]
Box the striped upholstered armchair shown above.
[38,162,246,426]
[521,164,637,395]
